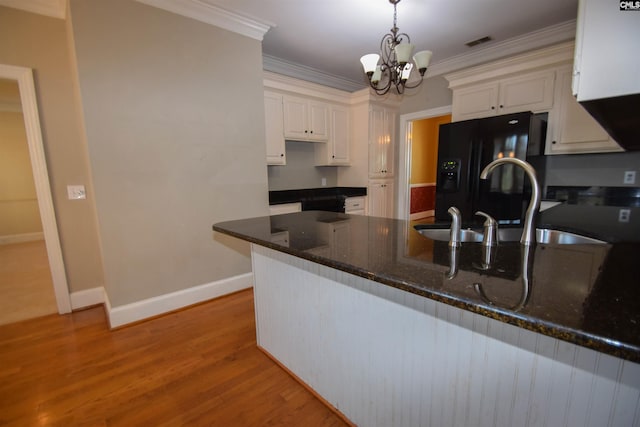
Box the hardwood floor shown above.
[0,289,350,426]
[0,240,57,326]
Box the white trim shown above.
[397,105,452,222]
[263,71,351,104]
[0,232,44,245]
[410,210,434,221]
[105,273,253,328]
[409,182,436,188]
[0,64,71,314]
[0,0,66,19]
[70,287,105,310]
[135,0,272,41]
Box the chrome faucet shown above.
[447,206,462,248]
[480,158,540,246]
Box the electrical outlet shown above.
[67,185,86,200]
[624,171,636,185]
[618,208,631,223]
[321,177,327,187]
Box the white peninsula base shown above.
[251,244,640,427]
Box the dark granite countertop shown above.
[213,209,640,363]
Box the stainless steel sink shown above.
[414,228,483,243]
[415,227,607,245]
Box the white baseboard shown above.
[0,232,44,245]
[410,210,434,221]
[105,273,253,328]
[70,287,106,310]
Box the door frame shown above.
[1,63,71,313]
[397,105,452,221]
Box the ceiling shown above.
[205,0,579,91]
[1,0,579,92]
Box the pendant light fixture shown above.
[360,0,432,95]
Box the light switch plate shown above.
[67,185,86,200]
[618,208,631,223]
[624,171,636,185]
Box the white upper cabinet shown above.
[369,106,395,178]
[452,69,555,121]
[283,95,329,142]
[546,66,622,155]
[264,91,286,165]
[315,104,350,166]
[572,0,640,102]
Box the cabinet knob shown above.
[552,141,557,144]
[280,153,284,157]
[491,106,495,110]
[305,130,308,133]
[310,130,313,134]
[332,155,335,158]
[499,104,504,108]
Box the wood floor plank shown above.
[0,289,350,426]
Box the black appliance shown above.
[301,195,345,213]
[435,112,546,226]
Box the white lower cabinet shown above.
[368,179,394,218]
[344,196,366,215]
[546,66,623,154]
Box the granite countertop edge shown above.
[212,222,640,364]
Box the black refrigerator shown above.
[434,112,546,226]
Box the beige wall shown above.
[69,0,269,306]
[0,109,42,236]
[0,6,105,292]
[398,75,453,115]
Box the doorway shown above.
[0,64,71,320]
[397,106,452,222]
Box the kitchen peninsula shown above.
[213,210,640,426]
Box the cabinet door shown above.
[368,180,394,218]
[264,92,286,165]
[498,69,555,115]
[283,96,309,140]
[369,107,395,178]
[452,82,499,121]
[546,67,623,155]
[330,106,350,164]
[308,101,329,142]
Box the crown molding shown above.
[263,55,365,93]
[427,20,576,78]
[263,71,352,104]
[445,41,575,88]
[0,0,66,19]
[135,0,272,41]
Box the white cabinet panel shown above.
[369,106,395,178]
[264,91,286,165]
[315,104,350,166]
[451,70,555,121]
[452,82,500,121]
[369,179,394,218]
[546,67,622,155]
[283,95,329,142]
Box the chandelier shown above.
[360,0,432,95]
